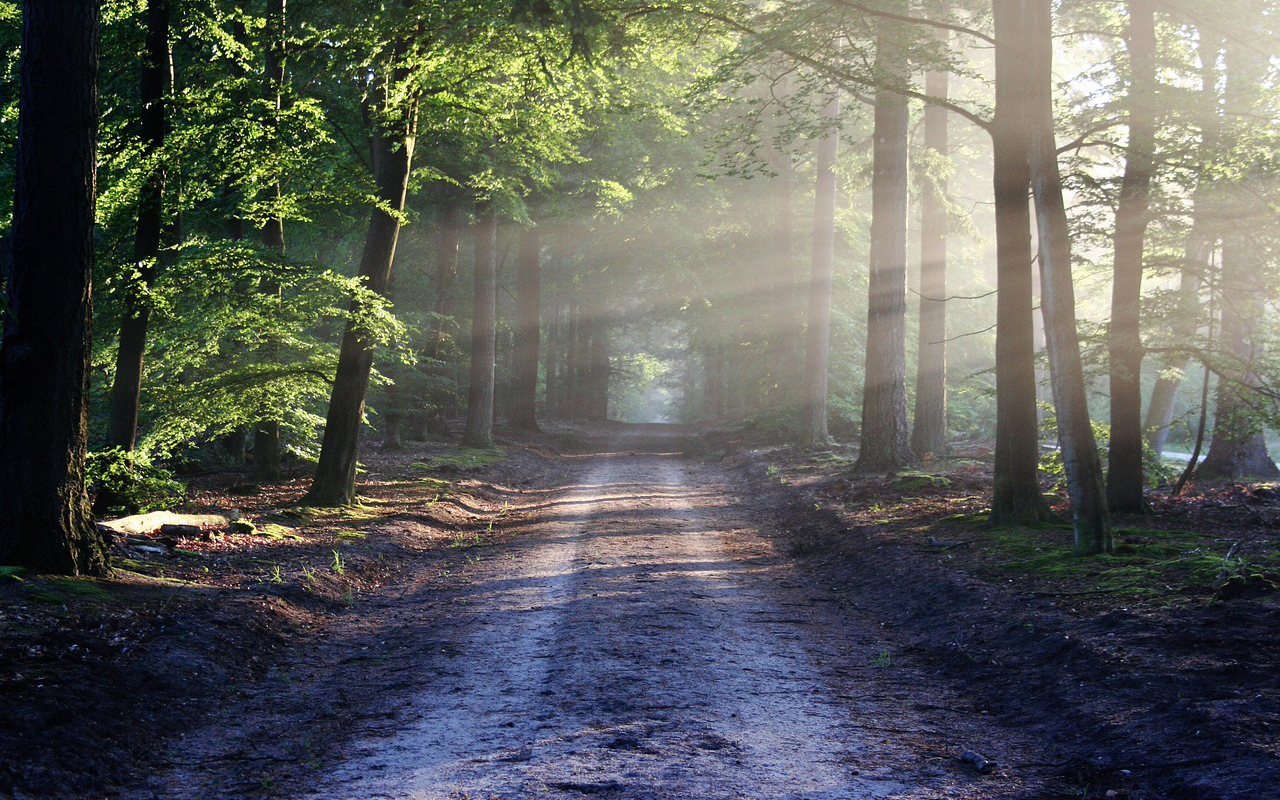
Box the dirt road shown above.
[143,439,1041,799]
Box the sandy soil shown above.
[131,431,1048,799]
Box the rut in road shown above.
[305,450,915,800]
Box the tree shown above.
[509,222,542,430]
[0,0,109,574]
[801,85,839,444]
[106,0,171,451]
[1105,0,1157,513]
[304,48,418,506]
[990,0,1053,525]
[910,16,950,461]
[462,201,498,447]
[856,10,914,473]
[1024,0,1111,554]
[1197,29,1280,480]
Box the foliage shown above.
[86,448,186,516]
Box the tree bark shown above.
[801,88,839,443]
[0,0,108,574]
[989,0,1054,525]
[1024,0,1112,554]
[254,0,286,481]
[911,27,950,460]
[462,201,498,447]
[856,20,914,474]
[304,66,416,506]
[510,224,541,430]
[106,0,170,451]
[1105,0,1157,513]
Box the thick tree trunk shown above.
[801,88,839,443]
[0,0,108,574]
[1024,0,1111,554]
[911,42,950,460]
[856,23,914,474]
[990,0,1053,525]
[462,202,498,447]
[106,0,170,451]
[510,225,541,430]
[254,0,286,481]
[1105,0,1157,513]
[304,71,416,506]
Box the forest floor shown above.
[1,422,1276,800]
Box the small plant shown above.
[269,565,284,584]
[300,565,318,586]
[330,550,345,575]
[86,447,185,515]
[872,649,894,669]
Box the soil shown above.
[2,422,1276,799]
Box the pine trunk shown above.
[0,0,108,574]
[801,88,839,443]
[990,0,1053,525]
[305,69,416,506]
[1025,0,1112,554]
[856,22,914,474]
[911,50,950,460]
[462,202,498,447]
[1105,0,1156,513]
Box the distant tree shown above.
[801,85,839,444]
[510,223,542,430]
[0,0,109,574]
[462,201,498,448]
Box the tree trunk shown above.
[510,224,541,430]
[462,201,498,447]
[1105,0,1156,513]
[990,0,1054,526]
[801,88,839,443]
[304,67,416,506]
[0,0,108,574]
[856,21,914,474]
[106,0,170,451]
[254,0,286,481]
[1024,0,1112,554]
[911,29,950,460]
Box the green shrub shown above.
[86,448,186,516]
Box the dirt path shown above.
[139,439,1046,799]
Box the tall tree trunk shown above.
[856,19,914,474]
[1025,0,1112,554]
[544,290,562,419]
[462,201,498,447]
[1105,0,1157,513]
[566,298,581,418]
[510,224,541,430]
[254,0,286,480]
[304,67,416,506]
[588,319,610,421]
[0,0,108,574]
[990,0,1053,525]
[911,28,950,460]
[801,87,839,443]
[106,0,170,451]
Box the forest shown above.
[1,1,1278,799]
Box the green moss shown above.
[335,530,367,540]
[255,523,302,540]
[409,446,502,470]
[0,565,26,582]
